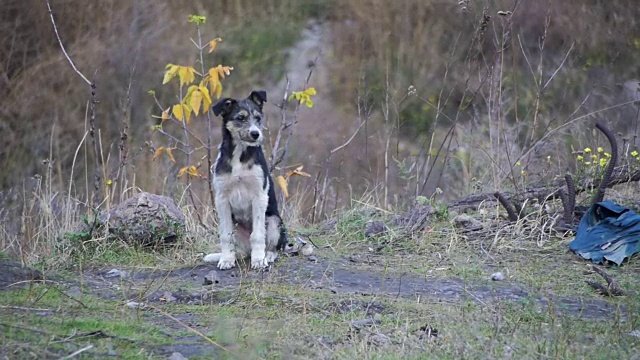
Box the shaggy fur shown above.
[203,91,287,270]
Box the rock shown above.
[491,272,505,281]
[99,192,185,247]
[392,205,436,233]
[367,332,390,348]
[203,271,220,285]
[162,291,177,303]
[168,352,189,360]
[105,268,127,279]
[300,243,314,256]
[453,214,483,229]
[0,259,42,290]
[307,255,318,263]
[125,301,147,309]
[364,221,388,237]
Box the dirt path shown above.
[85,255,621,321]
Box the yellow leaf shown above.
[199,86,212,111]
[206,68,221,98]
[208,37,222,53]
[153,147,165,161]
[305,87,317,96]
[187,166,199,177]
[178,167,188,177]
[215,81,223,99]
[214,64,234,79]
[305,98,314,108]
[287,166,311,178]
[172,104,184,121]
[163,64,179,84]
[178,66,196,87]
[165,148,176,163]
[182,103,193,124]
[275,175,289,198]
[189,88,203,116]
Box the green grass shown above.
[3,199,640,359]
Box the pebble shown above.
[125,301,147,310]
[203,270,220,285]
[168,352,188,360]
[105,268,127,279]
[491,272,505,281]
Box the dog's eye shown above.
[255,115,262,122]
[236,115,246,121]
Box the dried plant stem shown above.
[195,24,216,208]
[46,0,102,206]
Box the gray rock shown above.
[364,221,388,237]
[168,352,188,360]
[453,214,483,229]
[203,270,220,285]
[125,301,147,309]
[491,272,506,281]
[98,192,185,247]
[105,268,127,279]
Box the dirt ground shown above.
[1,234,638,360]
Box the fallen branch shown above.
[450,166,640,212]
[585,265,628,296]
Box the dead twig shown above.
[60,345,94,359]
[147,303,234,354]
[46,0,102,206]
[585,265,628,296]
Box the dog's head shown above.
[212,90,267,146]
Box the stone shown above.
[99,192,185,247]
[491,272,505,281]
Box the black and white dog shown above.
[203,91,287,270]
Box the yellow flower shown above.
[515,161,521,167]
[604,152,611,158]
[592,154,598,160]
[584,161,591,165]
[576,155,584,161]
[584,147,592,153]
[597,147,604,153]
[106,180,113,186]
[599,158,607,167]
[632,150,639,157]
[520,170,526,176]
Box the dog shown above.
[203,90,287,270]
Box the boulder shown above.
[100,192,185,247]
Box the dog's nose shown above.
[250,130,260,140]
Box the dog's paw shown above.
[265,251,278,264]
[217,253,237,270]
[251,255,269,270]
[203,253,221,263]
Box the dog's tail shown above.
[203,253,222,263]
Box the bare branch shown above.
[45,0,91,86]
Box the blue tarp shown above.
[569,200,640,265]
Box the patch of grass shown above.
[0,284,173,359]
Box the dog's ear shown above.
[248,90,267,108]
[212,98,236,117]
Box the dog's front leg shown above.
[216,198,237,270]
[250,194,269,269]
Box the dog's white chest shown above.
[214,164,264,222]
